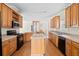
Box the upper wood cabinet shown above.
[50,16,60,28]
[65,3,79,28]
[0,3,23,28]
[0,4,1,11]
[7,7,12,28]
[65,6,71,28]
[19,15,23,28]
[1,4,8,28]
[71,3,79,27]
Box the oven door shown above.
[17,35,23,50]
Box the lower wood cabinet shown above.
[2,36,17,56]
[9,37,17,55]
[71,41,79,56]
[66,39,79,56]
[2,40,10,56]
[66,39,72,56]
[49,32,58,47]
[23,32,33,43]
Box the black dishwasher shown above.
[58,36,66,55]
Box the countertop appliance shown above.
[58,36,66,55]
[7,30,24,50]
[0,11,2,56]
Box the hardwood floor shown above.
[13,42,31,56]
[13,39,63,56]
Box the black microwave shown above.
[12,20,19,28]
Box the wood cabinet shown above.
[65,6,71,28]
[0,3,23,28]
[2,36,17,56]
[0,4,1,11]
[65,39,72,56]
[71,3,79,27]
[66,39,79,56]
[71,41,79,56]
[2,40,10,56]
[9,37,17,55]
[1,4,12,28]
[65,3,79,28]
[50,16,60,28]
[19,15,23,28]
[7,7,12,28]
[1,4,8,28]
[49,32,58,47]
[23,32,33,43]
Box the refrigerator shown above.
[0,11,2,56]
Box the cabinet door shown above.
[71,41,79,56]
[7,7,12,28]
[71,4,79,27]
[55,16,60,28]
[19,15,23,28]
[66,39,72,56]
[65,6,71,28]
[0,4,1,11]
[1,4,8,28]
[2,40,10,56]
[9,37,17,55]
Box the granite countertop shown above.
[50,31,79,43]
[2,35,17,42]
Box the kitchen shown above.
[0,3,79,56]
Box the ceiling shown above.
[8,3,70,19]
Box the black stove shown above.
[7,30,24,50]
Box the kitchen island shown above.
[31,33,46,56]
